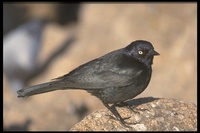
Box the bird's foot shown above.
[118,116,138,127]
[116,101,149,114]
[107,114,137,127]
[104,102,140,127]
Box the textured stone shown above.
[70,97,197,131]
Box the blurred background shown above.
[3,3,197,131]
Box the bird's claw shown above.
[107,114,137,127]
[130,107,150,114]
[118,116,139,127]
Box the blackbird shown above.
[17,40,159,126]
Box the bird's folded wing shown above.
[54,69,143,90]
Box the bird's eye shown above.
[138,50,143,55]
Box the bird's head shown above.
[124,40,159,67]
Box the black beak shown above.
[150,50,160,56]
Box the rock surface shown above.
[70,97,197,131]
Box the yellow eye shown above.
[138,50,143,55]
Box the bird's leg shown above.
[103,102,134,127]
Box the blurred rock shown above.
[3,4,81,35]
[4,118,32,131]
[54,4,81,25]
[3,4,28,35]
[66,101,89,120]
[3,19,47,92]
[3,17,76,93]
[70,97,197,131]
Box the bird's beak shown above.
[150,50,160,56]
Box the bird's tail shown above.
[17,81,61,97]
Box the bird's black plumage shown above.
[17,40,159,126]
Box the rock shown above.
[70,97,197,131]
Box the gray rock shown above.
[3,19,46,91]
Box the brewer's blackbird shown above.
[17,40,159,126]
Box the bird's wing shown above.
[53,51,144,89]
